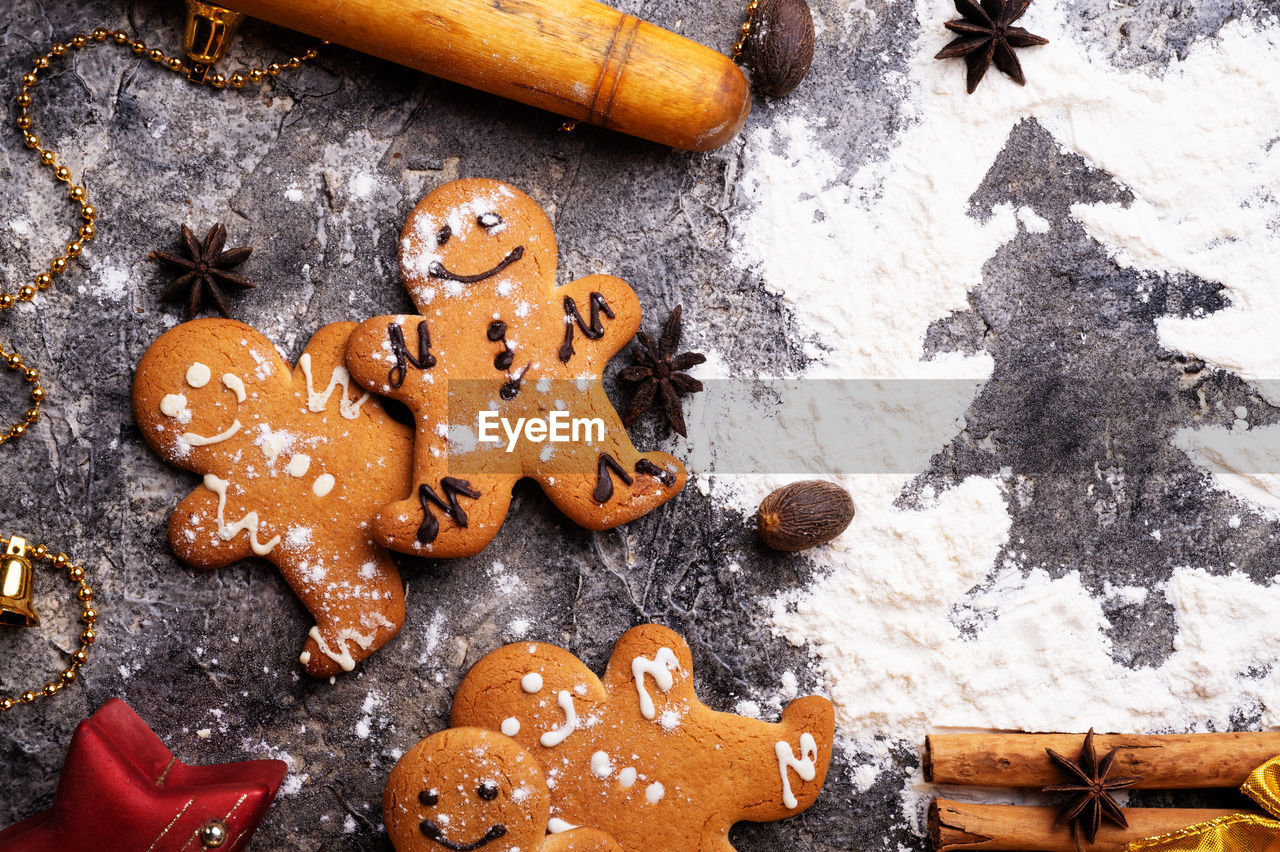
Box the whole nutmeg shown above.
[745,0,816,98]
[757,481,854,551]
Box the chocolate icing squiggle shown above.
[416,477,482,543]
[388,322,436,389]
[593,453,633,503]
[558,292,615,362]
[635,458,676,486]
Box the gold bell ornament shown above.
[0,536,39,627]
[183,0,246,83]
[0,534,98,711]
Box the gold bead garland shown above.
[1,25,325,450]
[732,0,761,59]
[0,537,96,712]
[0,26,324,708]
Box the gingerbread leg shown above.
[276,547,405,677]
[535,448,686,531]
[374,473,518,558]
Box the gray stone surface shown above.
[0,0,1261,849]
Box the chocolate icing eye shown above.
[477,212,502,229]
[419,789,439,807]
[478,781,499,801]
[436,225,451,246]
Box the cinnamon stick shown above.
[925,732,1280,789]
[930,799,1245,851]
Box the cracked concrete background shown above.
[0,0,1267,849]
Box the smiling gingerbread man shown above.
[344,178,686,558]
[449,624,835,851]
[134,319,414,677]
[385,727,622,852]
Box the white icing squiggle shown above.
[222,373,247,402]
[539,690,577,747]
[546,818,576,834]
[776,733,818,809]
[306,625,375,673]
[183,419,242,447]
[299,353,369,420]
[305,614,395,672]
[202,474,281,556]
[632,647,679,720]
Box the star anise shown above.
[619,305,706,437]
[1043,729,1142,851]
[935,0,1048,94]
[151,224,256,319]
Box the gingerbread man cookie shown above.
[450,624,835,851]
[385,727,623,852]
[344,179,686,558]
[133,319,414,677]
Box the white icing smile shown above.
[183,419,242,447]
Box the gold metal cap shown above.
[0,536,39,628]
[184,1,246,82]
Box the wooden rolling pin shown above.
[925,732,1280,789]
[214,0,751,150]
[930,799,1247,852]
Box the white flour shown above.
[714,0,1280,825]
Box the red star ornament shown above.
[0,698,287,851]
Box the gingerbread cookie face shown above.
[133,319,414,677]
[345,179,686,559]
[450,624,835,851]
[384,728,622,852]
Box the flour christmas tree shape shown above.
[134,319,414,677]
[450,623,835,851]
[345,178,686,558]
[914,118,1245,658]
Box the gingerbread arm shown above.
[600,624,702,714]
[168,486,254,569]
[554,275,643,368]
[721,694,836,824]
[451,641,609,756]
[346,314,448,405]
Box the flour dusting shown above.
[716,0,1280,820]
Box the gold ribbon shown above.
[1127,756,1280,852]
